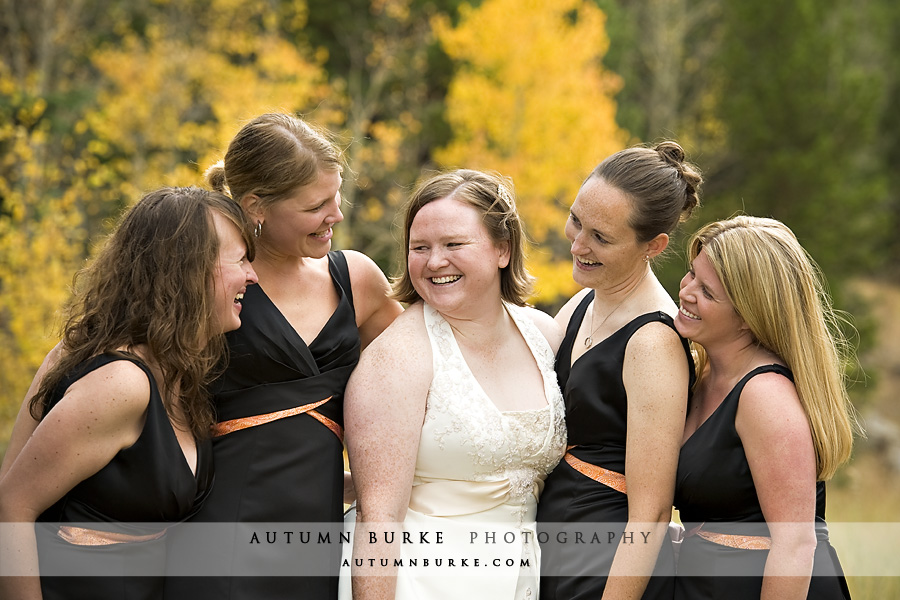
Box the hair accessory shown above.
[254,221,263,238]
[497,184,513,208]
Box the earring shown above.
[643,255,650,263]
[254,221,263,238]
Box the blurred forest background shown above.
[1,0,899,594]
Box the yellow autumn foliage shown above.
[0,68,86,449]
[85,1,331,195]
[433,0,627,306]
[0,0,333,455]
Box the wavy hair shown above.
[393,169,534,306]
[30,187,255,438]
[688,216,858,480]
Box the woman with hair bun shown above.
[538,142,702,600]
[166,113,403,600]
[0,187,258,600]
[673,216,855,599]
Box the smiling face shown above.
[565,177,649,290]
[675,248,747,345]
[211,211,258,334]
[253,169,343,260]
[407,196,510,317]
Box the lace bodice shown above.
[414,303,566,514]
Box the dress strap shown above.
[328,250,355,313]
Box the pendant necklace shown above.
[584,268,650,348]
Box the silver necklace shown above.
[584,268,650,348]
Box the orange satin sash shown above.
[212,396,343,442]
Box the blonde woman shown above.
[673,216,856,599]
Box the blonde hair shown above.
[688,216,858,480]
[393,169,533,306]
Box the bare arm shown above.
[0,360,150,600]
[604,323,689,599]
[346,305,432,600]
[344,250,404,350]
[738,373,818,600]
[0,344,64,480]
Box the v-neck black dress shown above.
[166,251,360,600]
[537,291,694,600]
[674,364,851,599]
[36,352,212,600]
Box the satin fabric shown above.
[339,302,566,600]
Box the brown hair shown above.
[206,113,345,211]
[393,169,533,306]
[30,187,255,438]
[590,140,702,242]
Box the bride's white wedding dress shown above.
[340,302,566,599]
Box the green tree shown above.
[711,0,889,281]
[303,0,461,272]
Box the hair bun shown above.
[655,141,686,167]
[204,160,229,195]
[654,141,702,221]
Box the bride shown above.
[340,169,566,599]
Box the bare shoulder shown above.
[623,320,690,411]
[737,370,806,433]
[61,359,152,416]
[554,288,591,329]
[31,357,151,458]
[342,249,387,282]
[351,303,431,386]
[520,305,564,354]
[625,319,687,362]
[364,303,426,353]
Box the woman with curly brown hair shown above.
[0,187,258,600]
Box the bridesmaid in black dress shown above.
[166,113,402,600]
[0,187,258,600]
[537,142,701,600]
[673,216,857,599]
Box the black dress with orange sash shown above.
[537,291,694,600]
[166,251,359,599]
[37,352,213,600]
[674,364,850,599]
